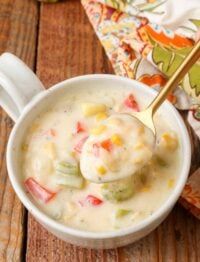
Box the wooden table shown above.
[0,0,199,261]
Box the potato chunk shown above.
[43,142,56,159]
[81,103,107,117]
[95,112,108,121]
[90,125,107,135]
[160,131,178,151]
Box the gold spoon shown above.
[133,40,200,135]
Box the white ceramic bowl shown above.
[0,53,191,249]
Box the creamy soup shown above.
[21,86,180,232]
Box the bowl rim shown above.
[6,74,191,239]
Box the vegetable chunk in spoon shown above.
[80,114,155,183]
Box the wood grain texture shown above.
[25,0,200,261]
[0,0,39,261]
[36,0,112,87]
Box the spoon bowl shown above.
[80,113,155,183]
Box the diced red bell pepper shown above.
[124,94,139,111]
[75,121,86,134]
[74,136,88,153]
[101,139,112,152]
[79,195,103,207]
[25,177,56,203]
[86,195,103,206]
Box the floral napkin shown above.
[81,0,200,219]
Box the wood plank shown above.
[0,0,39,261]
[26,0,200,261]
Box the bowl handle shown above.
[0,53,45,122]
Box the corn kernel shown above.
[134,142,144,150]
[21,144,28,152]
[97,166,107,175]
[70,151,76,158]
[140,186,151,192]
[90,125,106,135]
[81,103,106,117]
[133,157,143,164]
[137,125,144,135]
[168,179,175,188]
[95,112,108,121]
[85,180,91,186]
[111,134,123,146]
[29,123,39,133]
[43,142,56,159]
[107,117,122,126]
[161,132,178,151]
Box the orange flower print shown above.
[138,74,177,103]
[138,74,166,87]
[138,24,194,48]
[182,184,200,206]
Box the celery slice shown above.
[56,173,84,189]
[56,161,79,176]
[101,177,134,202]
[55,161,84,188]
[154,155,168,167]
[115,209,132,218]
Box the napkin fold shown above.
[81,0,200,219]
[180,168,200,219]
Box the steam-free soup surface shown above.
[21,86,180,232]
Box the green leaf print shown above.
[189,65,200,97]
[136,0,166,12]
[193,106,200,120]
[152,45,182,76]
[190,19,200,28]
[152,45,200,97]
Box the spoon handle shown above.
[148,40,200,115]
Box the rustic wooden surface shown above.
[0,0,199,261]
[0,0,39,261]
